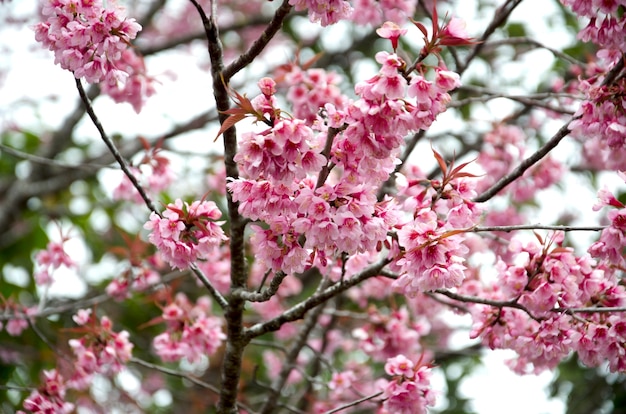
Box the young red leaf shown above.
[431,0,439,38]
[431,145,448,177]
[410,18,430,39]
[215,113,246,141]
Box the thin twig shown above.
[75,78,159,215]
[189,263,229,309]
[457,0,524,75]
[434,289,626,314]
[0,143,110,171]
[558,307,626,314]
[323,391,384,414]
[0,270,186,322]
[222,0,293,81]
[472,224,606,233]
[480,37,585,67]
[473,116,577,202]
[0,384,35,392]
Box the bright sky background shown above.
[0,0,619,413]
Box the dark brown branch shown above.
[189,263,229,308]
[480,37,585,67]
[316,126,343,189]
[323,391,384,414]
[236,271,288,302]
[473,116,576,202]
[75,78,159,215]
[222,0,293,81]
[434,289,626,315]
[457,0,525,75]
[600,54,625,87]
[139,15,274,57]
[451,86,577,115]
[189,0,248,412]
[244,259,390,339]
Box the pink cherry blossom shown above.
[376,21,408,51]
[144,199,227,270]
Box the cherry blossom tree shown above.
[0,0,625,412]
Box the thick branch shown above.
[236,271,288,302]
[244,259,390,339]
[472,224,606,233]
[190,0,248,412]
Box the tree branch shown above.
[323,391,384,414]
[189,263,229,309]
[222,0,293,81]
[75,78,159,215]
[189,0,249,412]
[457,0,524,75]
[473,116,576,202]
[244,259,390,339]
[472,224,606,233]
[236,271,288,302]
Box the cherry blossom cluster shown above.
[152,293,225,363]
[234,119,326,184]
[228,23,465,281]
[379,354,436,414]
[465,232,626,374]
[18,310,133,412]
[344,51,461,162]
[67,312,133,389]
[144,199,227,270]
[561,0,626,63]
[589,176,626,268]
[570,77,626,170]
[278,65,347,124]
[289,0,352,26]
[34,0,155,111]
[105,262,161,299]
[33,235,77,287]
[352,306,429,362]
[19,369,74,414]
[0,298,33,337]
[312,362,379,412]
[291,0,417,27]
[351,0,415,26]
[392,166,482,295]
[561,0,626,170]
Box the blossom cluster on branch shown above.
[34,0,155,112]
